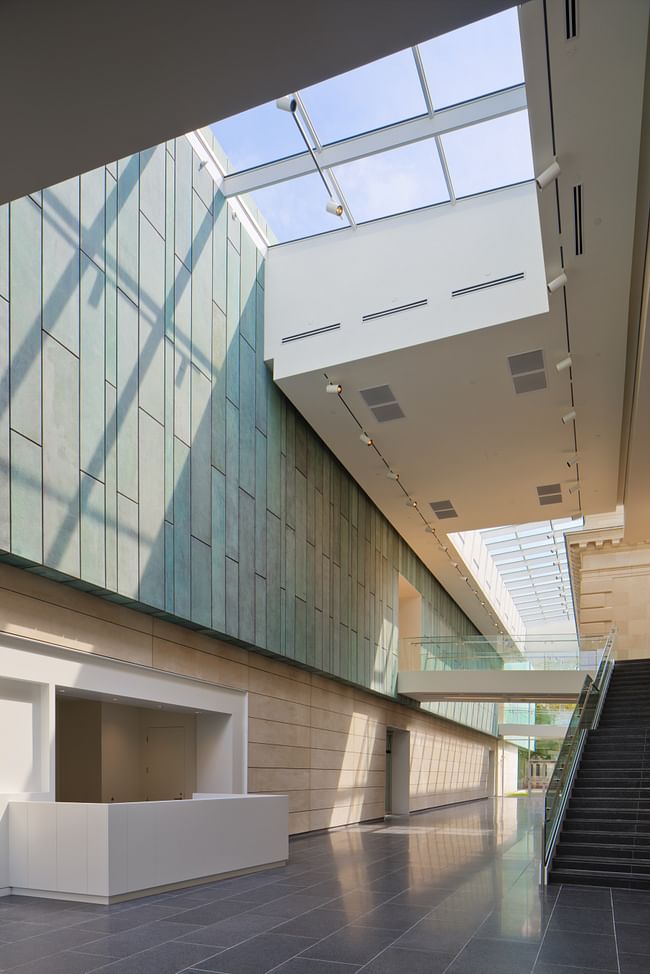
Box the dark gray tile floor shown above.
[0,797,647,973]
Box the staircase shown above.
[549,658,650,889]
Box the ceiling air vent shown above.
[573,185,583,255]
[507,349,547,394]
[452,272,524,298]
[537,483,563,506]
[281,322,340,344]
[360,385,405,423]
[430,499,458,520]
[362,299,427,323]
[565,0,578,39]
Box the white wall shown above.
[497,741,520,796]
[266,182,548,380]
[0,677,46,794]
[197,713,234,794]
[449,531,526,640]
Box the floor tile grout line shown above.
[529,882,561,974]
[610,887,622,974]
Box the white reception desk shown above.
[7,794,288,903]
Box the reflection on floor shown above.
[0,797,648,973]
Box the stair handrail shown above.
[541,627,617,884]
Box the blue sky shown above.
[211,6,532,242]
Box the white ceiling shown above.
[268,0,650,635]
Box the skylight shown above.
[477,517,583,627]
[210,6,533,242]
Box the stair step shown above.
[558,842,650,859]
[561,832,650,846]
[565,810,650,823]
[548,867,650,890]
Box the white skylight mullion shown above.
[293,91,357,228]
[220,85,526,198]
[411,45,435,116]
[434,135,456,204]
[412,45,457,204]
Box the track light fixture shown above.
[555,355,572,372]
[360,433,373,446]
[566,456,578,468]
[536,159,561,190]
[386,470,399,480]
[325,200,344,218]
[562,409,577,424]
[547,272,568,294]
[405,499,417,508]
[276,95,297,113]
[568,484,580,495]
[326,382,342,394]
[425,526,435,534]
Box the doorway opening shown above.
[385,727,410,816]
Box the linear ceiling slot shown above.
[452,272,525,298]
[362,299,427,322]
[430,499,458,520]
[573,184,583,255]
[565,0,578,39]
[281,322,341,344]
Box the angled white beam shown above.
[221,85,526,197]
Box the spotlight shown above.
[566,456,578,468]
[562,409,576,424]
[536,159,561,190]
[360,433,373,446]
[425,526,435,534]
[568,484,580,495]
[405,499,417,508]
[325,200,344,218]
[326,383,342,394]
[276,95,297,113]
[386,471,399,480]
[547,272,568,294]
[555,355,572,372]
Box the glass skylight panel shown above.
[250,172,349,243]
[211,101,306,173]
[333,139,449,223]
[441,110,534,198]
[419,8,524,110]
[300,49,427,146]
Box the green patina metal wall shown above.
[0,132,494,733]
